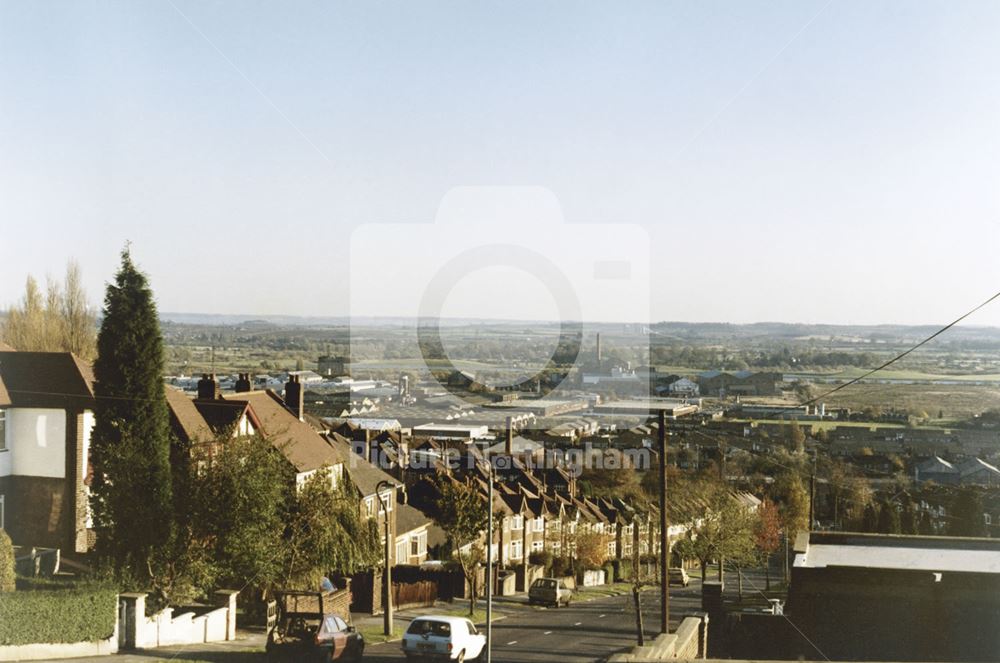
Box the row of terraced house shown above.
[338,421,705,582]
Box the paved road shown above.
[364,581,704,663]
[68,578,719,663]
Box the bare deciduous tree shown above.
[2,260,96,359]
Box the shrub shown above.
[0,530,14,592]
[528,550,553,570]
[550,556,574,578]
[0,584,117,646]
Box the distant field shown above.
[788,367,1000,383]
[813,382,1000,419]
[728,418,906,432]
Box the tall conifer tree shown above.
[90,248,173,569]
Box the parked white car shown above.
[401,616,486,662]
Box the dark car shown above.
[528,577,573,607]
[266,592,364,662]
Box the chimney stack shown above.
[235,373,252,393]
[197,373,220,400]
[285,374,304,421]
[505,416,514,455]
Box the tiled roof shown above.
[325,432,401,496]
[227,390,342,473]
[165,387,214,443]
[396,503,433,536]
[0,351,94,409]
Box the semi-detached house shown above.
[0,350,96,553]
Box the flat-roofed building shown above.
[483,398,589,417]
[590,398,699,419]
[786,531,1000,661]
[411,423,490,441]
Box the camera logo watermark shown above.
[350,186,651,430]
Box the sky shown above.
[2,1,1000,325]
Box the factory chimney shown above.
[505,416,514,455]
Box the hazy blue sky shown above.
[2,1,999,325]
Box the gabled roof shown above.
[500,492,527,516]
[396,503,433,537]
[324,432,401,496]
[226,390,341,473]
[958,457,1000,477]
[486,436,544,455]
[165,387,214,443]
[0,351,94,409]
[195,399,253,432]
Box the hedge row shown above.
[0,585,117,646]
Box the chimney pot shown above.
[235,373,252,393]
[197,374,220,400]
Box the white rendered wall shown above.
[9,408,66,478]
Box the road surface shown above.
[364,581,704,663]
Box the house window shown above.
[378,490,393,512]
[531,540,544,552]
[607,542,616,556]
[411,533,426,557]
[532,518,544,532]
[365,497,376,518]
[396,539,408,564]
[510,540,523,559]
[985,514,992,525]
[511,515,523,531]
[0,494,4,529]
[0,409,6,450]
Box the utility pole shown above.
[486,460,494,663]
[658,409,670,634]
[376,480,394,637]
[632,523,644,646]
[809,450,817,529]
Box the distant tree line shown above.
[649,344,884,370]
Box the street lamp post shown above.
[658,409,670,635]
[485,458,494,663]
[376,480,394,637]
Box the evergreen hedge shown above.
[0,585,117,646]
[0,530,14,592]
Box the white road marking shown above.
[507,641,518,646]
[544,631,552,635]
[574,622,582,626]
[599,614,606,618]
